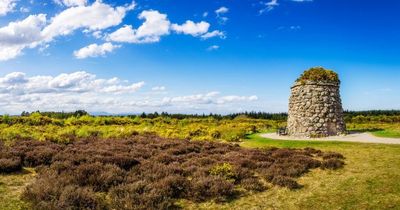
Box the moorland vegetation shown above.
[0,135,344,209]
[0,110,399,209]
[0,110,399,145]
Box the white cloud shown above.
[0,14,47,61]
[171,21,210,36]
[0,1,223,61]
[107,10,170,43]
[73,42,120,59]
[201,30,225,39]
[101,81,145,94]
[0,71,145,95]
[108,10,224,43]
[0,1,135,61]
[0,72,28,84]
[260,0,279,14]
[0,0,17,16]
[207,45,219,51]
[260,0,312,14]
[91,31,102,38]
[215,6,229,24]
[216,95,258,104]
[0,72,259,114]
[20,7,30,13]
[202,12,208,17]
[152,86,166,91]
[162,92,258,106]
[215,7,229,15]
[42,1,135,42]
[53,0,87,7]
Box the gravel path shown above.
[260,132,400,144]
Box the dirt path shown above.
[260,132,400,144]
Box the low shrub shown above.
[0,157,22,173]
[321,158,345,169]
[240,177,267,192]
[0,135,344,209]
[271,176,301,189]
[189,176,235,202]
[0,141,22,173]
[321,152,345,160]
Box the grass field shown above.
[348,123,400,138]
[1,133,400,210]
[372,130,400,138]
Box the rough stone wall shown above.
[287,81,346,137]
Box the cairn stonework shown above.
[287,74,346,137]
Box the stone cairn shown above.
[287,67,346,137]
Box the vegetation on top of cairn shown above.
[296,67,340,83]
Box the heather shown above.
[0,135,343,210]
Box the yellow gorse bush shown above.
[0,115,282,144]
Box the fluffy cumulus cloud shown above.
[53,0,88,7]
[171,21,209,37]
[0,0,17,16]
[107,10,224,44]
[107,10,170,43]
[42,1,135,42]
[0,72,258,114]
[0,71,144,95]
[0,0,223,61]
[73,42,120,59]
[0,14,47,61]
[0,1,135,61]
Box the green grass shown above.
[184,134,400,210]
[1,134,400,210]
[0,169,35,210]
[347,122,400,138]
[372,130,400,138]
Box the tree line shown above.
[16,110,400,123]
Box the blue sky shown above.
[0,0,399,114]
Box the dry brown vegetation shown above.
[0,135,344,210]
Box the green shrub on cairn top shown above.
[296,67,340,83]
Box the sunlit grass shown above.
[372,130,400,138]
[347,122,400,138]
[0,168,35,210]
